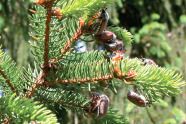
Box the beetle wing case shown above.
[94,30,116,43]
[127,90,147,107]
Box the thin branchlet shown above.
[0,70,15,92]
[43,2,54,76]
[41,70,134,85]
[53,26,84,62]
[53,13,99,62]
[24,71,44,98]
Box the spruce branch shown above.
[0,94,59,124]
[49,55,185,99]
[24,71,44,99]
[29,0,117,64]
[0,47,23,94]
[55,74,113,84]
[15,0,186,122]
[54,25,84,62]
[53,11,105,62]
[25,48,185,100]
[134,65,186,99]
[0,50,15,92]
[0,70,15,92]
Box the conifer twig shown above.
[46,71,134,85]
[54,26,84,62]
[43,1,54,76]
[53,13,98,62]
[56,74,113,84]
[25,1,55,99]
[0,70,15,92]
[24,71,44,98]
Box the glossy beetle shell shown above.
[127,90,152,107]
[94,31,116,43]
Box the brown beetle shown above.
[88,92,109,118]
[94,30,116,43]
[127,90,154,107]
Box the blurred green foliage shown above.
[0,0,33,69]
[131,13,171,65]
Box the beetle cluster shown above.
[91,9,126,79]
[86,92,109,118]
[83,9,156,117]
[90,9,125,62]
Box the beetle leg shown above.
[96,105,100,117]
[92,99,101,111]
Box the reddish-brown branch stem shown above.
[43,2,53,76]
[24,67,133,98]
[54,26,85,62]
[25,2,54,99]
[24,72,44,99]
[57,75,113,84]
[0,70,15,92]
[53,13,99,62]
[45,72,133,85]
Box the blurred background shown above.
[0,0,185,123]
